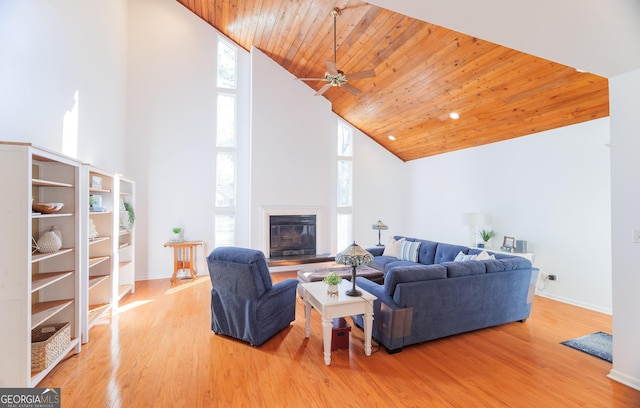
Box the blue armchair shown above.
[206,247,298,346]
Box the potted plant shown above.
[477,229,497,248]
[322,272,342,297]
[171,227,183,243]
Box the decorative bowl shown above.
[32,202,64,214]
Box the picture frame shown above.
[502,236,515,249]
[91,175,103,190]
[119,198,126,211]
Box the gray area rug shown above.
[561,331,612,363]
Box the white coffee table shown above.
[299,280,377,365]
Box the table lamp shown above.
[335,241,374,297]
[371,220,388,246]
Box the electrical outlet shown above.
[548,274,557,281]
[633,229,640,243]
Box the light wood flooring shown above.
[39,272,640,407]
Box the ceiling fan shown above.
[295,7,376,96]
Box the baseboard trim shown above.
[608,369,640,391]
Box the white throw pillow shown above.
[475,250,495,260]
[382,237,405,258]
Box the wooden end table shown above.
[300,280,377,365]
[163,241,203,284]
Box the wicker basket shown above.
[31,322,70,371]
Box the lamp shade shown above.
[371,220,388,230]
[335,242,373,267]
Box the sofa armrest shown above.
[355,277,399,309]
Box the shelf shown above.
[32,212,73,219]
[89,210,111,215]
[119,243,130,249]
[32,178,73,188]
[89,187,111,194]
[88,275,109,290]
[32,248,74,263]
[30,338,80,386]
[89,256,110,268]
[88,304,111,325]
[31,299,74,330]
[89,236,110,245]
[31,271,73,293]
[118,284,132,301]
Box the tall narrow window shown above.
[337,121,353,251]
[215,38,238,247]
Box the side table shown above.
[163,240,203,284]
[300,280,377,365]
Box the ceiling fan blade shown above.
[347,69,376,80]
[295,77,328,81]
[315,83,333,96]
[325,60,338,75]
[341,83,362,95]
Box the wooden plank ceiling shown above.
[177,0,609,162]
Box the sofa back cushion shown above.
[442,260,487,277]
[434,243,469,264]
[485,257,532,273]
[384,264,447,296]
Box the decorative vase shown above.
[327,284,338,297]
[36,226,62,253]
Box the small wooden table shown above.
[300,280,376,365]
[163,241,203,284]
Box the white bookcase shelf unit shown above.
[80,165,116,343]
[0,142,82,387]
[115,175,135,305]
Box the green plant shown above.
[172,227,182,234]
[89,195,97,207]
[322,272,342,286]
[123,202,135,226]
[478,229,497,242]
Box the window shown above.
[215,38,238,246]
[337,121,353,251]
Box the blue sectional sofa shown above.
[352,236,538,353]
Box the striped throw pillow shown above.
[398,240,421,262]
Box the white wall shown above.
[403,119,612,312]
[352,126,407,247]
[127,0,252,279]
[609,68,640,390]
[0,0,127,171]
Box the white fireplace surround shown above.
[260,206,329,258]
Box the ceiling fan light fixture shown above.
[449,112,460,120]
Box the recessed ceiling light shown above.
[388,135,396,141]
[449,112,460,120]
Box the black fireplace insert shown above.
[269,215,316,258]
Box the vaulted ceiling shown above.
[176,0,609,162]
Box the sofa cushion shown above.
[384,264,447,296]
[382,237,405,257]
[434,243,469,264]
[442,260,487,277]
[398,240,421,262]
[485,257,531,273]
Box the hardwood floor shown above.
[40,272,640,407]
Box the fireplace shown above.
[269,215,316,258]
